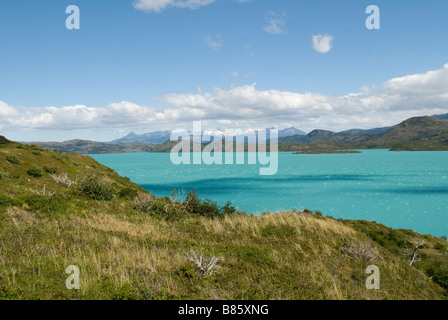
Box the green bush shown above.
[53,153,65,161]
[27,164,44,178]
[0,287,21,300]
[30,144,44,152]
[119,187,138,199]
[112,284,140,300]
[6,155,19,164]
[177,263,197,279]
[222,201,236,215]
[186,190,221,218]
[77,177,114,201]
[44,166,58,174]
[425,263,448,295]
[0,194,24,208]
[23,194,70,216]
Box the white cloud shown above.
[205,35,223,51]
[312,34,334,53]
[134,0,215,13]
[244,44,255,56]
[263,13,287,35]
[1,64,448,135]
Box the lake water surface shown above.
[90,150,448,237]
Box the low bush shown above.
[44,166,58,174]
[27,164,44,178]
[6,155,19,165]
[77,177,114,201]
[185,190,221,218]
[340,240,378,263]
[119,187,139,199]
[23,194,70,216]
[134,193,154,211]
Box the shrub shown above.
[53,153,65,161]
[44,166,58,174]
[0,287,21,300]
[6,155,19,165]
[30,144,44,152]
[27,164,44,178]
[112,284,140,300]
[340,240,378,263]
[77,177,114,201]
[23,194,70,216]
[177,263,197,279]
[134,194,188,220]
[119,187,139,199]
[134,193,155,211]
[221,201,236,215]
[186,190,221,218]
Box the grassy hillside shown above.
[369,116,448,150]
[31,139,157,154]
[1,137,447,300]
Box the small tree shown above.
[404,239,426,266]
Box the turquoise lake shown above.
[90,150,448,237]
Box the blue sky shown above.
[0,0,448,141]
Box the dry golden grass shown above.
[1,205,445,300]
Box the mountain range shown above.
[26,113,448,154]
[111,127,307,144]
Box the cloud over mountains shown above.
[1,64,447,133]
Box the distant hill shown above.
[367,116,448,150]
[111,131,172,144]
[278,129,364,144]
[278,127,306,137]
[433,113,448,120]
[112,127,306,145]
[28,139,196,154]
[339,126,394,136]
[30,140,156,154]
[279,116,448,153]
